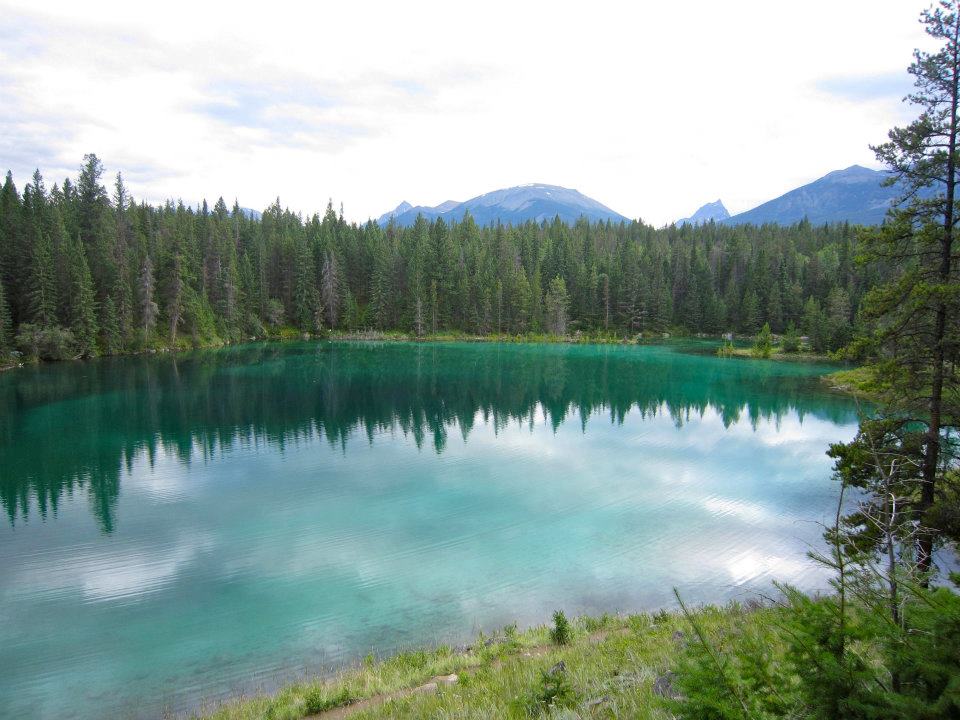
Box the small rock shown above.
[547,660,566,676]
[415,682,438,694]
[583,695,610,708]
[653,671,680,699]
[439,674,458,685]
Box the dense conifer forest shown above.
[0,156,869,361]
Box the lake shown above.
[0,340,859,719]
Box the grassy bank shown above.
[328,329,652,345]
[717,346,835,363]
[820,365,878,399]
[194,603,776,720]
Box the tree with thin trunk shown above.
[861,0,960,573]
[545,275,569,335]
[139,254,158,337]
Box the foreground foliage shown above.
[193,606,764,720]
[193,581,960,720]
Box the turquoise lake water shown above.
[0,340,860,719]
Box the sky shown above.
[0,0,934,226]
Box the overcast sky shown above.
[0,0,932,225]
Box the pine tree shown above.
[293,242,319,332]
[68,235,99,357]
[0,278,10,355]
[27,224,56,327]
[740,290,761,334]
[100,295,121,355]
[138,255,158,338]
[544,275,569,335]
[858,0,960,571]
[803,296,827,352]
[320,250,340,328]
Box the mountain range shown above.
[377,184,629,227]
[377,165,906,230]
[679,165,902,227]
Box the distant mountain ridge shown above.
[378,184,629,227]
[675,165,904,228]
[677,200,730,226]
[726,165,900,226]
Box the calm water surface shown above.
[0,341,859,719]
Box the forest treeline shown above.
[0,156,870,361]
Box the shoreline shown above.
[193,601,772,720]
[1,329,844,373]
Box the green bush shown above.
[15,324,75,361]
[516,662,577,717]
[716,340,736,357]
[302,685,356,714]
[751,323,773,358]
[781,322,801,353]
[550,610,571,645]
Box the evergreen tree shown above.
[293,242,319,332]
[26,224,56,327]
[100,295,121,355]
[544,275,569,335]
[858,0,960,571]
[68,235,99,357]
[0,278,10,355]
[138,254,158,338]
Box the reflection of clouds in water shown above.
[11,531,214,603]
[123,448,195,503]
[724,549,813,585]
[51,397,857,611]
[703,496,770,524]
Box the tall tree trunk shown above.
[919,15,960,574]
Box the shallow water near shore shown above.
[0,340,859,719]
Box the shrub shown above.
[516,662,577,717]
[302,686,356,714]
[781,322,801,353]
[751,323,773,358]
[716,340,736,357]
[550,610,571,646]
[15,324,76,361]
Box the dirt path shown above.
[305,629,624,719]
[305,673,460,719]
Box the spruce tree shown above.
[138,254,158,338]
[68,236,99,357]
[0,278,10,355]
[27,224,56,327]
[544,276,569,335]
[100,295,121,355]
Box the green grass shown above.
[822,365,877,398]
[194,603,780,720]
[719,345,835,363]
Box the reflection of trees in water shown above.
[0,342,857,532]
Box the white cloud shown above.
[0,0,932,224]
